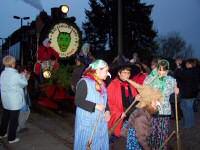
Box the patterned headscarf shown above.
[157,59,170,71]
[83,59,110,93]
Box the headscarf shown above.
[88,59,108,70]
[149,59,170,93]
[157,59,170,71]
[83,59,110,93]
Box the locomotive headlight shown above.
[60,5,69,14]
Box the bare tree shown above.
[156,32,193,58]
[181,44,193,59]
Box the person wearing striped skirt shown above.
[74,59,111,150]
[143,59,179,150]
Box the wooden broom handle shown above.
[109,100,139,135]
[88,112,101,144]
[159,130,176,150]
[175,94,181,150]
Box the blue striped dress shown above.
[74,78,109,150]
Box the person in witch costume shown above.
[74,59,111,150]
[107,65,138,141]
[34,38,59,81]
[37,38,59,62]
[121,77,163,150]
[121,89,161,150]
[143,59,179,150]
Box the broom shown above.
[126,79,163,109]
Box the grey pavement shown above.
[0,109,74,150]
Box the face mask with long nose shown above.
[107,72,111,78]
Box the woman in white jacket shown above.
[0,55,28,144]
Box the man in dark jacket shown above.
[174,59,199,128]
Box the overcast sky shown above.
[0,0,88,37]
[144,0,200,58]
[0,0,199,58]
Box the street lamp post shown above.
[13,16,30,65]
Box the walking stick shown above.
[175,94,181,150]
[86,112,101,150]
[109,100,139,136]
[159,94,181,150]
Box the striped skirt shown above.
[74,112,109,150]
